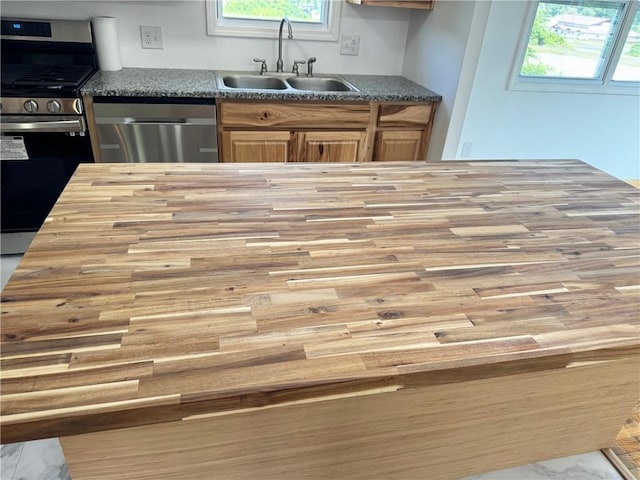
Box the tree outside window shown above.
[206,0,339,41]
[221,0,324,23]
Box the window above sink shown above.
[205,0,342,41]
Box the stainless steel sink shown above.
[286,77,356,92]
[222,75,288,90]
[217,72,359,93]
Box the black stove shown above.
[1,17,98,254]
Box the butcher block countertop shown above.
[1,160,639,444]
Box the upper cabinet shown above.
[345,0,434,10]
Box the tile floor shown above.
[1,439,71,480]
[0,440,625,480]
[1,254,21,290]
[0,254,626,480]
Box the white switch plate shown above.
[140,26,163,49]
[340,35,360,56]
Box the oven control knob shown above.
[23,99,39,113]
[47,100,62,113]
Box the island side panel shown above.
[60,355,639,480]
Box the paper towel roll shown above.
[92,17,122,71]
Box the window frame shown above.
[509,0,640,95]
[204,0,342,42]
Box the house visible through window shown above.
[205,0,340,41]
[514,0,639,89]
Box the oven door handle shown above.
[1,117,86,133]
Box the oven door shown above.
[1,115,94,251]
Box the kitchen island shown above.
[1,160,638,479]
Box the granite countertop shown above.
[81,67,442,102]
[81,68,218,98]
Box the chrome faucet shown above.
[276,17,293,73]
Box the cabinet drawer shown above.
[378,104,433,127]
[220,102,371,128]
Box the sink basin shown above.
[222,75,288,90]
[287,77,357,92]
[217,72,359,93]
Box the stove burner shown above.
[10,65,94,88]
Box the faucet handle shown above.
[292,60,306,76]
[306,57,317,77]
[253,58,268,75]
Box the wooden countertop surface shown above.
[1,160,639,443]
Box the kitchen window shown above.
[205,0,341,41]
[511,0,640,93]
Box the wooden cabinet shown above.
[377,103,434,128]
[372,103,436,162]
[217,100,437,163]
[218,101,370,163]
[294,131,365,163]
[346,0,434,9]
[374,130,423,161]
[222,131,291,163]
[222,130,365,163]
[220,102,370,129]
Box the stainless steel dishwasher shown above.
[93,98,217,163]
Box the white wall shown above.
[402,0,480,162]
[457,1,640,180]
[1,0,411,75]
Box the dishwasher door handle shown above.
[124,118,188,125]
[95,117,215,126]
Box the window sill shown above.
[510,76,640,96]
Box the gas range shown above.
[1,17,98,253]
[1,18,96,113]
[1,66,95,117]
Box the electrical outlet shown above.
[340,35,360,56]
[140,26,163,49]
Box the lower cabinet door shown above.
[374,130,423,161]
[222,131,291,162]
[294,131,365,162]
